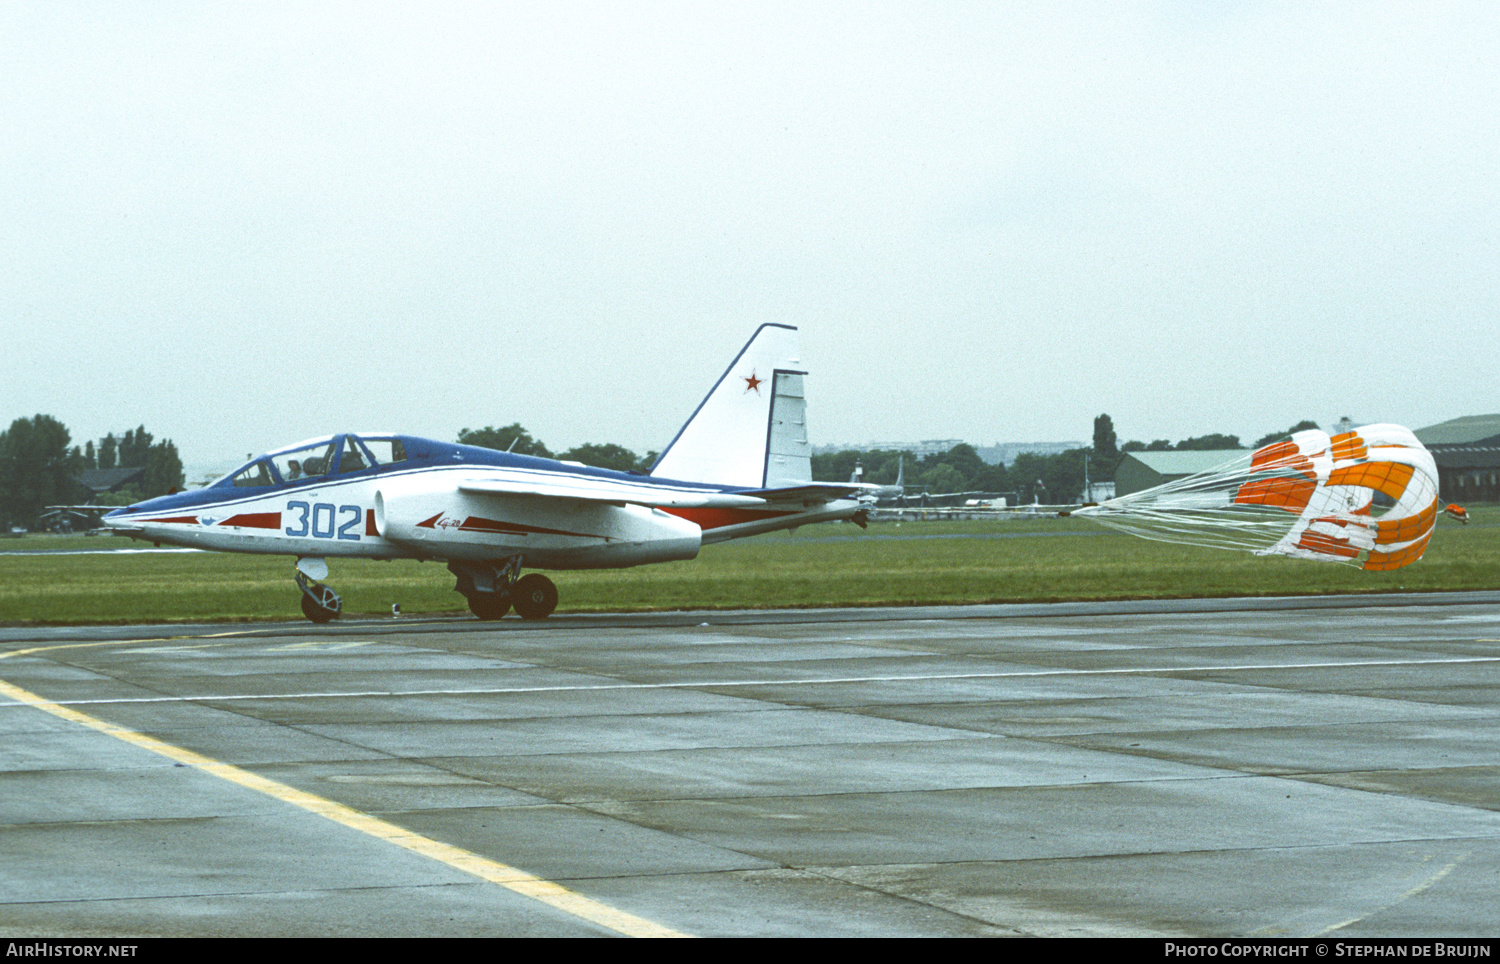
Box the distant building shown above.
[1114,450,1244,497]
[75,466,145,497]
[1082,481,1115,502]
[816,439,966,457]
[816,439,1087,466]
[976,441,1088,467]
[1416,414,1500,503]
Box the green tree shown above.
[117,426,153,468]
[812,448,865,483]
[1093,414,1118,461]
[973,458,1009,493]
[0,415,78,528]
[934,443,987,484]
[557,442,643,473]
[1045,448,1090,503]
[1008,448,1091,503]
[1091,414,1122,480]
[457,424,552,458]
[862,451,909,485]
[86,427,184,498]
[815,447,928,485]
[1010,452,1052,502]
[1253,420,1319,448]
[918,462,965,494]
[1176,433,1243,450]
[98,433,118,470]
[141,439,185,496]
[89,487,145,507]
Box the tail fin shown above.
[650,324,812,487]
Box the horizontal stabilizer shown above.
[740,483,865,504]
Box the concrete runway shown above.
[2,593,1499,937]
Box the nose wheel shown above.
[295,564,342,623]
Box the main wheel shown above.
[300,587,340,623]
[511,574,558,620]
[467,592,511,620]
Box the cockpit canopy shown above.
[215,434,408,489]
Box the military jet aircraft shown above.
[103,325,868,622]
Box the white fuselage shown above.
[110,459,857,570]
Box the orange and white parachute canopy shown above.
[1073,425,1439,571]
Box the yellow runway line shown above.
[0,643,689,938]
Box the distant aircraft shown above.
[848,454,904,505]
[104,325,868,622]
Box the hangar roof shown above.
[1415,414,1500,446]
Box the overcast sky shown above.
[3,2,1495,470]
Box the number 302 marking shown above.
[285,502,362,541]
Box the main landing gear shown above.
[448,556,558,621]
[290,555,558,624]
[295,557,342,624]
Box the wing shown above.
[457,474,767,508]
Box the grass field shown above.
[1,512,1495,625]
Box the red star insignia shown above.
[743,371,762,394]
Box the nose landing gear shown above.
[295,557,342,623]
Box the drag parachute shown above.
[1074,424,1439,571]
